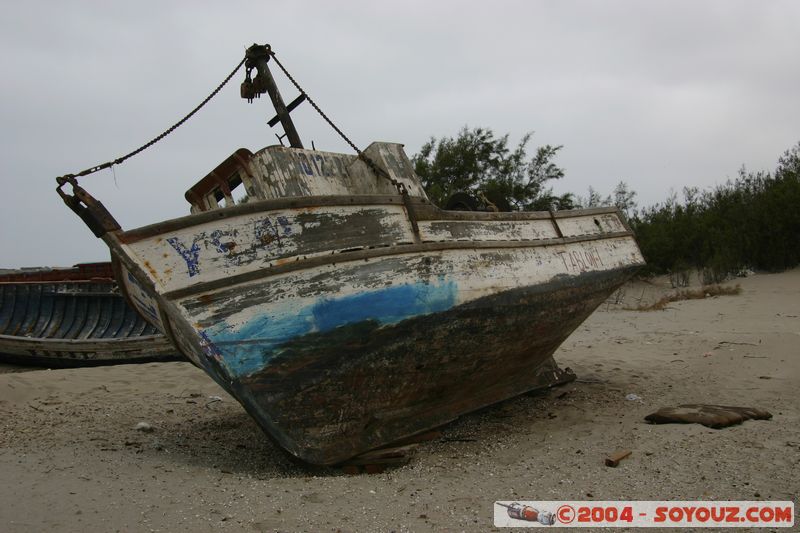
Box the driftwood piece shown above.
[645,404,772,429]
[605,449,632,467]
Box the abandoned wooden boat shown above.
[0,264,180,367]
[56,44,645,464]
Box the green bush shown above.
[630,142,800,276]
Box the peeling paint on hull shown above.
[171,234,641,373]
[231,266,637,464]
[200,279,458,376]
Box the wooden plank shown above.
[605,449,632,467]
[339,444,418,467]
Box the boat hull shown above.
[230,266,635,464]
[106,199,643,463]
[0,281,180,367]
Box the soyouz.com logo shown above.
[493,501,794,528]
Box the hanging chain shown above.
[58,47,396,190]
[55,44,420,239]
[57,55,247,183]
[57,46,409,196]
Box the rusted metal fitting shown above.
[241,44,273,103]
[244,43,272,67]
[240,76,257,102]
[55,177,121,238]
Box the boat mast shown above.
[241,44,304,149]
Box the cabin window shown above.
[229,173,249,205]
[212,188,227,208]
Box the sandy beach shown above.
[1,269,798,532]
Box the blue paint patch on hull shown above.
[202,279,458,376]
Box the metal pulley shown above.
[240,44,273,103]
[240,69,257,102]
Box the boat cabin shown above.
[184,142,428,213]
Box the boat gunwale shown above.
[117,194,624,244]
[0,278,116,284]
[161,230,636,300]
[0,333,180,367]
[0,332,167,346]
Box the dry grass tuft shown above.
[628,284,742,311]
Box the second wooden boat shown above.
[0,265,180,367]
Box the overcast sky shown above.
[1,1,798,268]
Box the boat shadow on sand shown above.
[117,377,607,479]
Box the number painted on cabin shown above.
[296,152,342,177]
[283,151,349,178]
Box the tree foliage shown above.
[412,127,573,210]
[630,141,800,279]
[576,181,637,218]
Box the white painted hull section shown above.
[173,237,642,379]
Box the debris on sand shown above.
[644,404,771,429]
[605,449,632,467]
[627,284,742,311]
[134,422,155,433]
